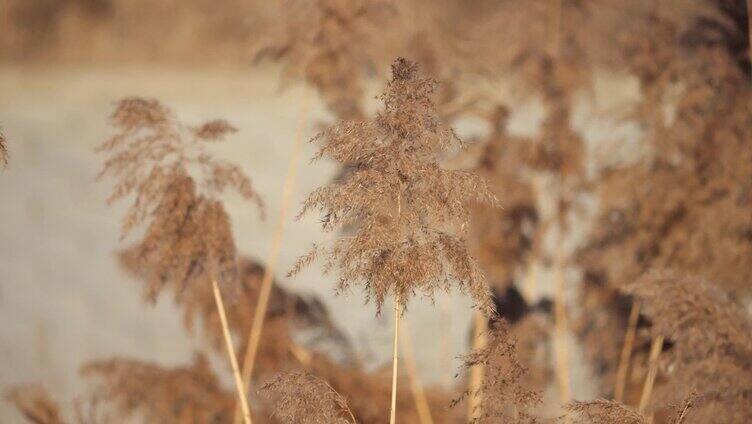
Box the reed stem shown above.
[747,0,752,74]
[468,310,487,420]
[390,294,401,424]
[638,335,664,414]
[615,301,641,402]
[212,279,252,424]
[554,238,571,404]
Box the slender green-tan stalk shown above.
[747,0,752,73]
[554,237,571,404]
[468,310,488,420]
[638,335,664,414]
[390,294,401,424]
[212,279,252,424]
[615,302,641,402]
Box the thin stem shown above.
[390,294,401,424]
[289,342,312,366]
[638,335,664,414]
[468,310,487,421]
[747,0,752,74]
[212,279,252,424]
[233,90,310,424]
[615,301,641,402]
[322,380,358,424]
[400,320,434,424]
[553,237,571,404]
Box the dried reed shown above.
[260,371,357,424]
[554,237,571,404]
[213,278,252,424]
[468,310,487,421]
[614,301,641,402]
[390,294,401,424]
[638,335,664,414]
[253,0,389,120]
[626,271,752,422]
[289,57,496,422]
[565,398,646,424]
[82,354,234,423]
[455,319,541,423]
[96,97,260,424]
[747,0,752,71]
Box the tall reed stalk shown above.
[289,58,496,424]
[233,91,310,424]
[390,295,401,424]
[614,302,641,402]
[468,310,488,420]
[638,335,664,413]
[553,238,571,403]
[212,279,253,424]
[747,0,752,72]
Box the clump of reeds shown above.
[624,271,752,422]
[454,319,542,423]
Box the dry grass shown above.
[260,371,356,424]
[6,1,752,423]
[82,354,235,422]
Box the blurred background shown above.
[1,1,751,423]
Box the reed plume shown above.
[289,57,496,422]
[454,319,542,423]
[564,391,701,424]
[290,57,496,311]
[82,354,234,423]
[97,97,262,423]
[625,271,752,423]
[564,399,647,424]
[260,371,356,423]
[254,0,390,120]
